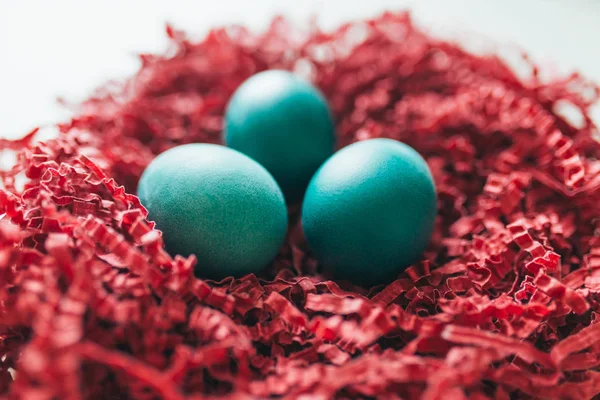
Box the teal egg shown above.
[137,144,288,279]
[224,70,335,201]
[301,138,437,286]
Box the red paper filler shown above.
[2,12,600,399]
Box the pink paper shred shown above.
[2,11,600,399]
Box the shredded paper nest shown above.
[2,12,600,399]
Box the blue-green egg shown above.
[138,144,288,279]
[224,70,335,201]
[301,138,437,286]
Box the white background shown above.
[1,0,599,139]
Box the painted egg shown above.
[224,70,335,201]
[138,143,288,279]
[301,138,437,286]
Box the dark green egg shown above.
[301,138,437,286]
[138,144,288,279]
[224,70,335,201]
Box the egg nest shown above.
[2,12,600,400]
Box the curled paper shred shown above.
[2,10,600,399]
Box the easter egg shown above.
[224,70,335,201]
[301,138,437,286]
[138,144,288,279]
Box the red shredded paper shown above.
[2,12,600,399]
